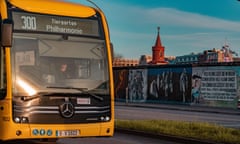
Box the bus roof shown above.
[8,0,96,18]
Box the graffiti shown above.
[192,67,239,106]
[192,74,202,104]
[113,64,240,109]
[149,71,173,99]
[179,68,188,102]
[128,69,147,102]
[200,70,236,101]
[114,70,128,100]
[148,67,192,102]
[192,66,239,108]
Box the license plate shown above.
[77,98,91,104]
[56,130,80,137]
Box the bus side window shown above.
[0,48,6,100]
[0,19,12,99]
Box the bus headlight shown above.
[105,116,110,121]
[21,117,29,123]
[100,116,110,121]
[14,117,29,123]
[14,117,21,123]
[100,116,105,121]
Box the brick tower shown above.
[151,27,167,64]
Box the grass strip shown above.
[115,119,240,144]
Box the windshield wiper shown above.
[46,86,104,101]
[20,92,55,102]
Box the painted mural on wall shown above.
[113,64,240,109]
[192,66,240,108]
[148,67,192,103]
[128,69,148,102]
[113,69,128,100]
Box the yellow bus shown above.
[0,0,114,141]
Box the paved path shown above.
[115,102,240,115]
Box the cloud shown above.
[98,2,240,58]
[139,7,240,32]
[104,2,240,32]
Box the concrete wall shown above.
[113,63,240,109]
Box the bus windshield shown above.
[11,33,109,96]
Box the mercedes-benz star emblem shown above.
[59,102,74,118]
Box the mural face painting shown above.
[113,64,240,109]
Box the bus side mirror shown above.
[1,19,13,47]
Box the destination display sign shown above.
[12,11,99,36]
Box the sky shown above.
[68,0,240,59]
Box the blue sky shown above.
[68,0,240,59]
